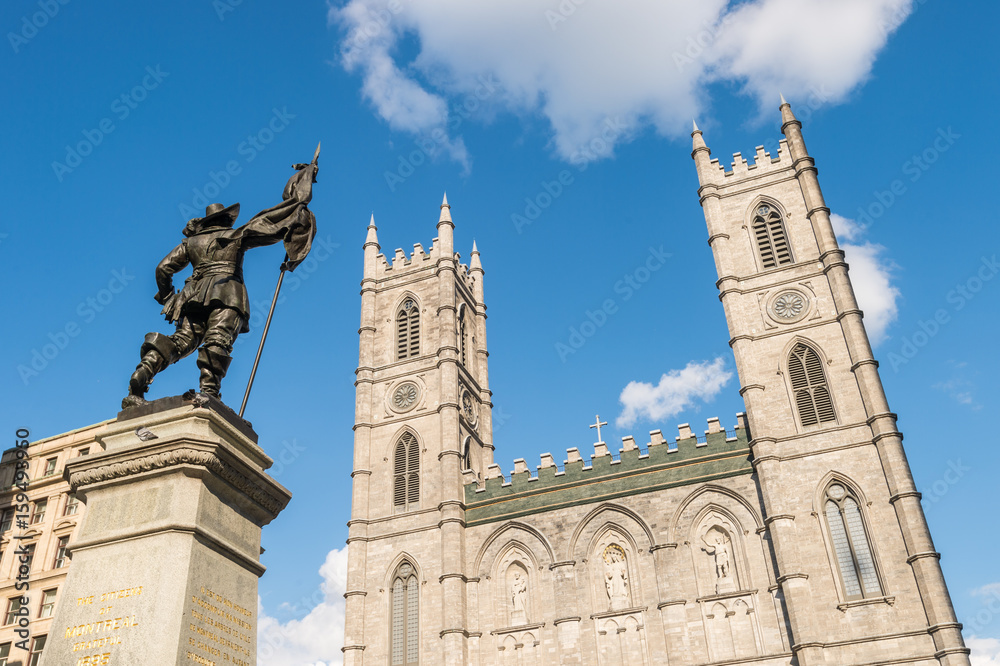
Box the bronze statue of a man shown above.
[122,154,318,409]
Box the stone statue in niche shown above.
[603,544,630,610]
[510,569,528,625]
[702,527,736,594]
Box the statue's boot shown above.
[197,346,233,399]
[122,333,180,409]
[122,350,166,409]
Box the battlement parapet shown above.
[702,140,793,186]
[375,243,476,284]
[464,415,751,525]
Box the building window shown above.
[462,437,472,471]
[64,494,80,516]
[54,537,70,568]
[824,483,882,600]
[752,204,792,269]
[0,641,10,666]
[28,635,45,666]
[42,458,57,477]
[39,589,57,618]
[459,309,468,366]
[788,343,837,427]
[396,299,420,360]
[393,433,420,512]
[390,562,419,666]
[77,447,90,457]
[30,500,47,525]
[0,509,12,533]
[4,598,23,626]
[22,544,35,572]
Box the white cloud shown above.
[969,636,1000,666]
[830,213,900,346]
[257,547,349,666]
[617,357,732,428]
[973,582,1000,599]
[332,0,914,163]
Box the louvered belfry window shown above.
[459,310,468,366]
[753,204,792,269]
[391,562,419,665]
[396,299,420,360]
[824,483,882,600]
[788,343,837,427]
[393,433,420,511]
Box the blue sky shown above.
[3,0,999,663]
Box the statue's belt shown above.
[189,261,241,280]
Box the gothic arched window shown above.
[459,308,468,367]
[752,204,792,269]
[390,561,419,665]
[823,482,882,600]
[461,436,472,471]
[396,299,420,360]
[393,433,419,511]
[788,343,837,427]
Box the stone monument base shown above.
[41,395,290,666]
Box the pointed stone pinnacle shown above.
[364,214,379,247]
[438,194,453,225]
[780,92,788,106]
[692,120,700,133]
[470,240,482,271]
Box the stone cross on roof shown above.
[589,415,608,444]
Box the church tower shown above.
[343,196,491,666]
[691,104,970,665]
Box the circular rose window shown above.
[768,289,810,324]
[391,382,420,412]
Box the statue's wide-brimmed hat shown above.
[183,203,240,237]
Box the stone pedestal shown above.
[41,396,291,666]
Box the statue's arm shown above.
[154,242,189,304]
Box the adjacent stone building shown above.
[341,103,972,665]
[0,422,106,665]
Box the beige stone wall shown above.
[345,126,970,665]
[0,421,106,658]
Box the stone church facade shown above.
[341,102,971,665]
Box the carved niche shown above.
[697,512,744,595]
[602,544,631,611]
[496,546,533,627]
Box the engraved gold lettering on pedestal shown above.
[187,586,255,664]
[63,584,145,662]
